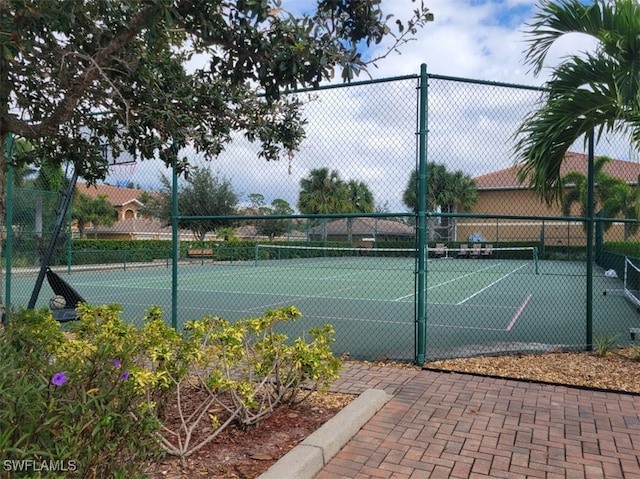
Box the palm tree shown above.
[297,168,351,215]
[403,163,478,240]
[298,168,351,240]
[403,163,454,212]
[601,178,640,240]
[562,155,640,238]
[561,156,614,218]
[442,170,478,239]
[444,171,478,214]
[346,180,374,214]
[344,180,375,242]
[514,0,640,204]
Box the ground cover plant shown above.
[0,304,341,478]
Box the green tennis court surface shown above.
[11,252,638,361]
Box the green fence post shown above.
[586,132,595,351]
[67,204,73,274]
[4,133,14,320]
[539,220,545,260]
[595,211,604,264]
[171,143,179,330]
[416,64,428,365]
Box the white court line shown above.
[393,263,501,301]
[456,263,529,305]
[428,292,532,332]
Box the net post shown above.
[254,244,259,266]
[534,247,539,275]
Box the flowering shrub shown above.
[0,306,160,479]
[0,304,342,474]
[159,305,343,460]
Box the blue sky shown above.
[278,0,597,86]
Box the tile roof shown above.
[76,182,148,206]
[474,151,640,189]
[309,218,414,236]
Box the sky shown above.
[281,0,592,85]
[107,0,608,213]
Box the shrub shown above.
[0,306,161,479]
[0,304,342,473]
[151,305,343,462]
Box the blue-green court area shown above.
[9,252,638,361]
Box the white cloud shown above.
[106,1,624,214]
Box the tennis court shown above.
[11,245,638,361]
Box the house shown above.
[457,152,640,245]
[83,217,202,241]
[76,182,149,222]
[76,183,199,240]
[307,217,415,245]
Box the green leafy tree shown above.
[255,198,296,239]
[0,0,432,308]
[271,198,295,216]
[147,168,239,241]
[514,0,640,204]
[247,193,270,214]
[11,141,62,234]
[73,193,118,238]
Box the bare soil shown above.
[144,390,355,479]
[146,347,640,478]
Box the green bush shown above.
[0,306,161,479]
[145,305,342,462]
[604,241,640,258]
[0,304,342,474]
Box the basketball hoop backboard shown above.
[108,161,137,188]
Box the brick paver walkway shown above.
[321,363,640,479]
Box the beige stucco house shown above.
[457,152,640,246]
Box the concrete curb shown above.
[257,388,392,479]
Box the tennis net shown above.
[427,245,539,274]
[253,244,539,273]
[604,256,640,310]
[254,244,416,270]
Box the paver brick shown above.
[322,365,640,478]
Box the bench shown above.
[631,328,640,340]
[187,248,214,258]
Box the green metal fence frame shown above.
[2,64,621,362]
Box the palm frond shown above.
[523,0,605,76]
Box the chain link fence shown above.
[5,68,640,362]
